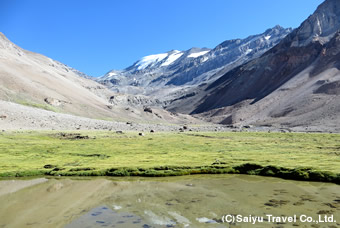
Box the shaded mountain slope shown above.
[169,0,340,132]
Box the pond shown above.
[0,175,339,227]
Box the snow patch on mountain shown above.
[244,48,253,55]
[107,72,117,77]
[187,50,209,58]
[161,51,183,66]
[136,53,168,70]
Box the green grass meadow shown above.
[0,131,339,182]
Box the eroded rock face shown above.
[290,0,340,47]
[311,31,340,75]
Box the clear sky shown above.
[1,0,324,76]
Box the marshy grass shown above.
[0,131,339,183]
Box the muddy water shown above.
[0,175,339,228]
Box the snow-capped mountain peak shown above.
[136,53,168,70]
[97,25,292,95]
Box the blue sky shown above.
[1,0,323,76]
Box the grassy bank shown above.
[0,131,339,183]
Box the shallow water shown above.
[0,175,339,227]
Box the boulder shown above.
[144,107,153,113]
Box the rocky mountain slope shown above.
[170,0,340,132]
[0,33,201,126]
[0,32,112,119]
[97,26,292,100]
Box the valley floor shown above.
[0,100,222,132]
[0,131,339,184]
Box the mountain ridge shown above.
[97,25,292,98]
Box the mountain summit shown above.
[97,26,291,97]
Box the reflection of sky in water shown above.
[1,175,339,228]
[64,205,223,227]
[64,206,150,228]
